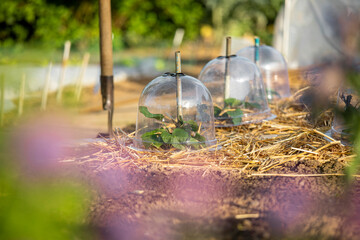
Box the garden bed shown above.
[61,76,360,239]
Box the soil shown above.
[62,142,360,240]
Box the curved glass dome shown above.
[237,45,291,101]
[198,55,275,127]
[135,73,216,151]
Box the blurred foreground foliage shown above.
[0,133,94,239]
[342,66,360,181]
[0,0,284,50]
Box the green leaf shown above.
[160,130,172,144]
[227,109,243,125]
[171,138,186,150]
[224,98,242,107]
[184,120,199,132]
[227,109,243,118]
[214,106,222,117]
[244,102,261,109]
[172,128,189,142]
[139,106,164,121]
[231,117,242,125]
[194,133,206,142]
[141,129,164,148]
[188,137,200,149]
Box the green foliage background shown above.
[0,0,284,50]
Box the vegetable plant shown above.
[213,98,261,125]
[139,106,206,150]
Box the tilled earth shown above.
[62,65,360,239]
[66,149,360,240]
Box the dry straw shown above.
[62,85,353,175]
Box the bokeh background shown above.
[0,0,282,50]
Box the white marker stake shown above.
[173,28,185,49]
[75,52,90,102]
[18,73,26,116]
[56,40,71,103]
[41,62,52,111]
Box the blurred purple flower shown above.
[11,114,74,176]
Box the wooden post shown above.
[75,52,90,102]
[224,36,231,100]
[175,51,183,121]
[0,75,5,127]
[41,62,52,111]
[56,40,71,103]
[99,0,114,137]
[18,73,26,116]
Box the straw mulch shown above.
[65,88,353,176]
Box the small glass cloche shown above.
[135,52,216,151]
[237,37,291,101]
[199,37,275,127]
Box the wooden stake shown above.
[0,75,5,127]
[99,0,114,137]
[175,51,183,121]
[224,36,231,100]
[56,40,71,103]
[18,73,26,116]
[41,62,52,111]
[75,52,90,102]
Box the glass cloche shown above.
[237,37,291,101]
[134,52,216,151]
[198,37,275,127]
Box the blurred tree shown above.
[0,0,284,49]
[0,0,99,49]
[204,0,284,44]
[112,0,206,47]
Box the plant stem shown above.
[175,51,183,121]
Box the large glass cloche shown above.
[237,37,291,101]
[198,37,275,127]
[134,52,216,151]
